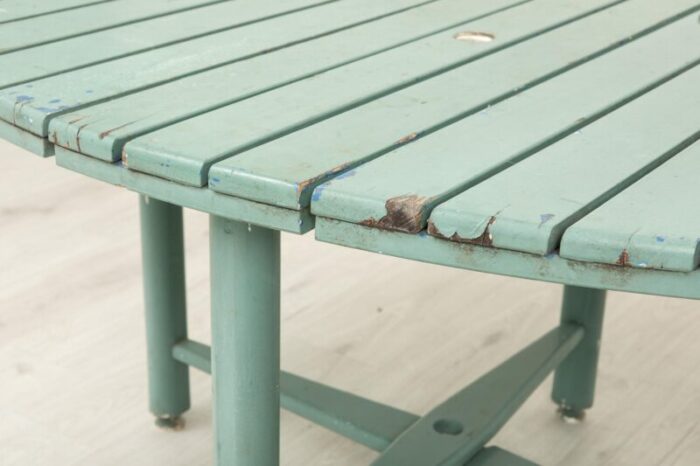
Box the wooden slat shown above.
[0,0,344,90]
[45,0,519,160]
[207,0,698,208]
[426,64,700,256]
[560,142,700,272]
[0,118,52,156]
[0,0,224,54]
[54,148,314,234]
[315,217,700,300]
[0,0,114,25]
[122,0,621,187]
[0,0,443,136]
[308,11,700,232]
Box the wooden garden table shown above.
[2,0,700,464]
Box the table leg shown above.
[139,195,190,429]
[551,285,606,420]
[210,216,281,466]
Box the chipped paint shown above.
[361,194,432,233]
[427,215,496,247]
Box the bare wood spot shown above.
[361,195,432,233]
[397,132,418,145]
[453,31,495,43]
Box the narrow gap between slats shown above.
[0,0,235,57]
[207,2,700,214]
[0,0,442,90]
[173,0,631,182]
[24,0,532,136]
[94,0,623,174]
[546,129,700,255]
[0,0,117,26]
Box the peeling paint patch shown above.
[427,216,496,247]
[361,194,432,233]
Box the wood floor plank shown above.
[307,11,700,233]
[560,141,700,272]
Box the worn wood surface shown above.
[4,141,700,465]
[560,142,700,272]
[47,0,517,162]
[212,0,698,210]
[1,0,699,278]
[124,0,617,186]
[309,13,700,232]
[426,64,700,256]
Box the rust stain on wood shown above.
[616,249,630,267]
[99,119,140,139]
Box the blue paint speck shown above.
[48,98,62,104]
[334,169,357,180]
[15,95,33,103]
[655,235,666,243]
[311,184,328,202]
[539,213,555,226]
[210,177,220,186]
[85,90,94,94]
[418,230,428,238]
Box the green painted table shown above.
[2,0,700,464]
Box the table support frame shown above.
[139,195,191,429]
[552,286,607,420]
[139,206,605,466]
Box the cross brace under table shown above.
[140,196,606,466]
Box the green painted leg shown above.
[139,195,190,429]
[552,285,606,420]
[210,216,281,466]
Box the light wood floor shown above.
[2,139,700,466]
